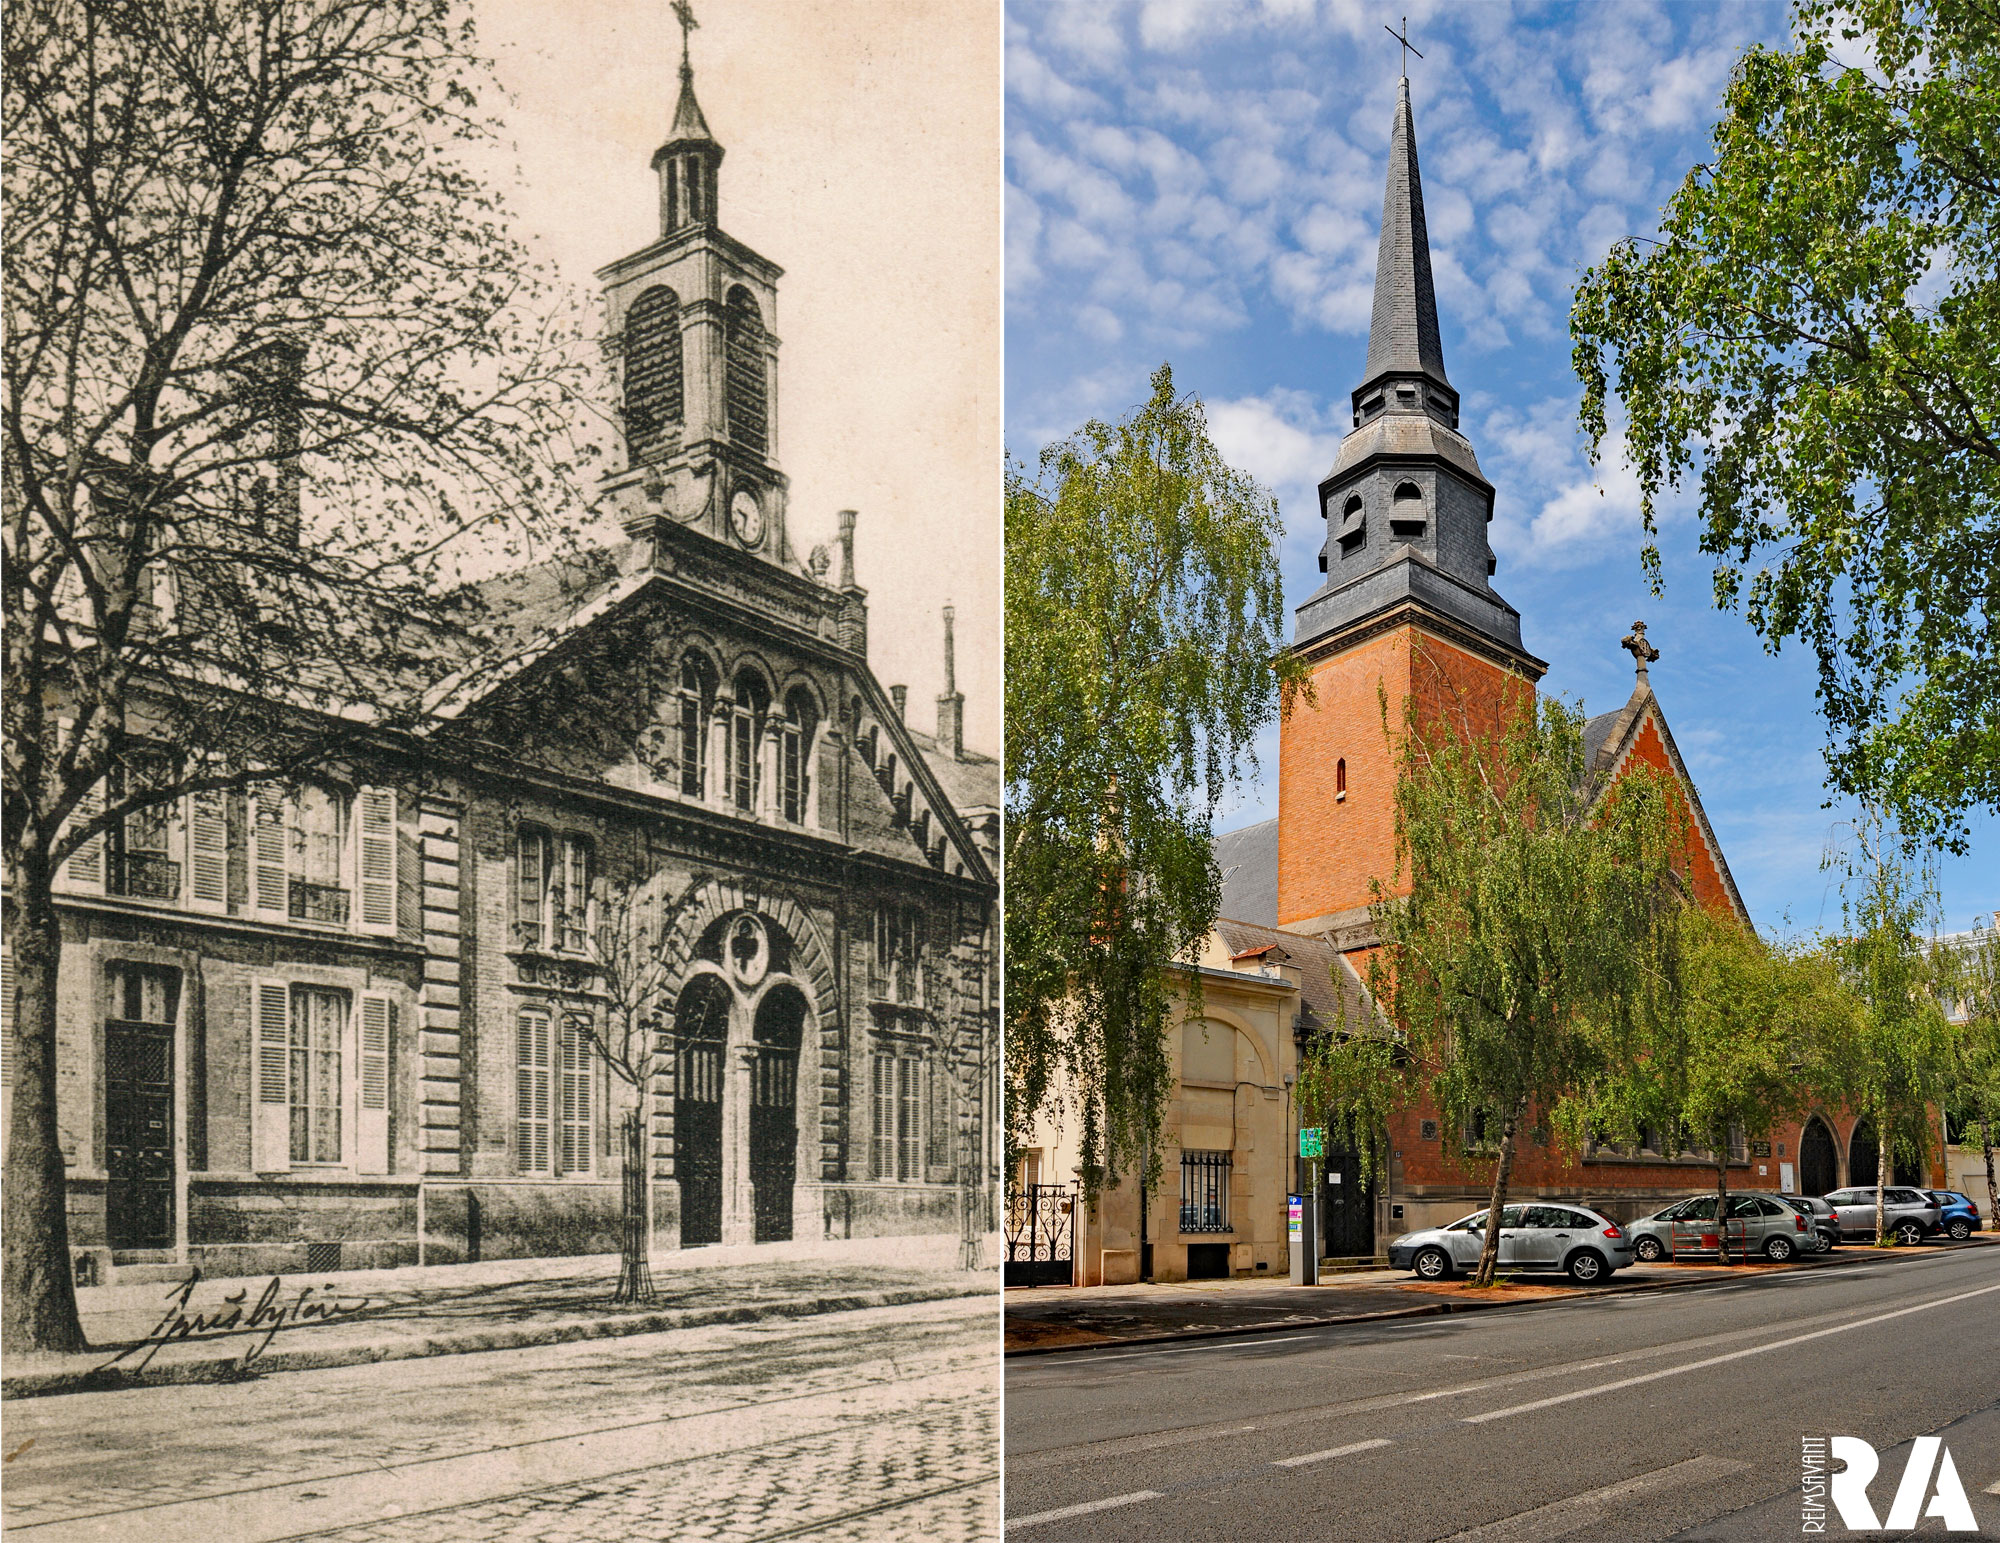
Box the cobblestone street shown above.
[2,1295,998,1542]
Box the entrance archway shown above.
[1799,1116,1838,1196]
[750,986,805,1242]
[1850,1117,1879,1190]
[675,974,729,1246]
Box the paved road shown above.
[1006,1246,2000,1540]
[3,1294,998,1543]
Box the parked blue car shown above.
[1928,1190,1983,1241]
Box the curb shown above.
[4,1282,990,1401]
[1001,1246,1933,1359]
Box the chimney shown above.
[248,340,304,545]
[935,604,964,760]
[890,684,907,722]
[836,508,868,656]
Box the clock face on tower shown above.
[729,488,765,548]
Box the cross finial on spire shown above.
[671,0,698,73]
[1621,619,1661,684]
[1384,16,1423,79]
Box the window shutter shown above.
[871,1055,893,1181]
[253,786,289,919]
[251,979,291,1170]
[516,1008,552,1173]
[355,787,397,936]
[559,1016,592,1176]
[516,828,544,949]
[188,792,229,912]
[355,991,392,1174]
[928,1058,953,1172]
[55,720,105,894]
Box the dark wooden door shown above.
[1799,1118,1837,1196]
[677,1041,723,1246]
[105,1020,173,1251]
[750,1046,797,1242]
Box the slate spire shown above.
[1361,76,1451,399]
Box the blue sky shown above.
[1005,0,1993,938]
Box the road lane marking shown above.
[1007,1491,1164,1530]
[1043,1334,1311,1366]
[1465,1279,2000,1424]
[1441,1455,1748,1542]
[1272,1437,1393,1468]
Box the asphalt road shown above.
[1005,1245,2000,1540]
[2,1294,998,1543]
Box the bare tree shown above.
[2,0,594,1352]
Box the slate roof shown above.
[1214,817,1278,927]
[1362,76,1451,394]
[1211,917,1383,1041]
[904,722,999,816]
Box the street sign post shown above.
[1300,1127,1324,1159]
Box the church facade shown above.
[4,45,998,1285]
[1211,75,1904,1264]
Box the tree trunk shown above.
[1874,1103,1889,1245]
[2,858,89,1354]
[1981,1117,1996,1234]
[614,1091,656,1305]
[1715,1155,1732,1265]
[1472,1104,1523,1288]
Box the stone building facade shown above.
[2,49,998,1286]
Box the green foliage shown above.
[1297,674,1689,1282]
[1571,0,2000,850]
[1005,364,1306,1196]
[1824,818,1958,1195]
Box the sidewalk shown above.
[1003,1237,1999,1355]
[3,1231,1001,1400]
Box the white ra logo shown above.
[1829,1435,1978,1532]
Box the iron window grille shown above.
[1180,1150,1232,1233]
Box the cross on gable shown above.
[1621,620,1661,681]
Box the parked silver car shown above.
[1387,1203,1635,1283]
[1822,1186,1941,1245]
[1626,1194,1815,1262]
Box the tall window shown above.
[724,287,767,457]
[622,286,683,463]
[290,987,347,1165]
[1180,1150,1231,1233]
[517,1007,594,1176]
[872,1051,924,1181]
[677,652,716,798]
[781,688,817,824]
[516,827,592,953]
[107,749,180,901]
[729,670,769,814]
[873,901,922,1003]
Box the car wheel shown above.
[1948,1218,1972,1241]
[1565,1250,1607,1284]
[1895,1220,1926,1247]
[1413,1247,1452,1281]
[1764,1235,1795,1263]
[1634,1235,1665,1263]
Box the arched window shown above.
[729,668,770,813]
[677,651,717,798]
[1338,492,1366,556]
[782,687,818,824]
[725,287,767,458]
[623,286,683,464]
[1390,479,1426,536]
[1336,758,1347,798]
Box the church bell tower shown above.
[1276,70,1547,936]
[597,3,790,569]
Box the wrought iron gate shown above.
[1005,1182,1074,1287]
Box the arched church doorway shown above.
[1850,1117,1878,1190]
[750,986,805,1242]
[675,974,729,1246]
[1799,1116,1837,1196]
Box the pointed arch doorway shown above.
[674,974,730,1246]
[1798,1116,1838,1196]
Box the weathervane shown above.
[1384,16,1423,78]
[1621,620,1661,685]
[671,0,698,72]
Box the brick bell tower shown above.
[1276,72,1548,936]
[596,3,792,571]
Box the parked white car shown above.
[1387,1203,1635,1283]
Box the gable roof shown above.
[1584,680,1751,926]
[1211,916,1386,1040]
